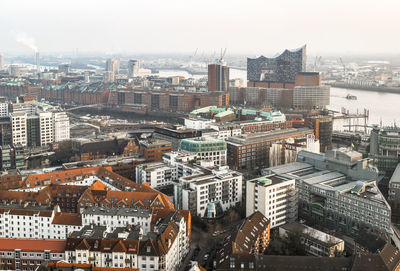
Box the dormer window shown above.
[146,246,151,253]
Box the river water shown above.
[158,69,400,130]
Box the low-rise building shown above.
[135,162,176,189]
[279,222,344,257]
[246,175,296,228]
[0,238,66,271]
[140,139,172,162]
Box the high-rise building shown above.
[53,111,70,142]
[11,112,27,146]
[305,115,333,152]
[128,59,140,77]
[208,63,229,91]
[8,65,20,77]
[247,45,306,88]
[39,112,53,146]
[0,54,4,70]
[0,103,8,117]
[26,115,40,147]
[105,58,119,74]
[103,71,114,83]
[58,64,71,74]
[0,117,12,146]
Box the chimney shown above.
[36,52,40,75]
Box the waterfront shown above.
[158,69,400,129]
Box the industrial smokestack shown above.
[36,52,40,75]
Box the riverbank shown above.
[330,82,400,94]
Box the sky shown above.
[1,0,400,56]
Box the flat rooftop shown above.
[248,174,292,186]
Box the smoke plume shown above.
[15,32,38,52]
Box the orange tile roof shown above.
[0,238,66,252]
[90,180,109,191]
[52,212,82,226]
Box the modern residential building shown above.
[175,165,242,217]
[0,238,66,271]
[179,137,227,166]
[209,123,241,140]
[293,85,330,109]
[264,149,391,236]
[135,162,176,188]
[279,222,345,257]
[226,128,314,170]
[184,118,216,130]
[369,125,400,174]
[246,175,297,228]
[0,144,25,170]
[208,63,229,92]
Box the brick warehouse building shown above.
[0,78,229,113]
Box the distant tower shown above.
[128,60,140,77]
[208,62,229,91]
[84,71,90,83]
[0,54,4,70]
[105,58,119,74]
[36,52,40,75]
[9,65,20,77]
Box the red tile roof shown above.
[0,238,66,252]
[52,212,82,226]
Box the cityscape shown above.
[1,1,400,271]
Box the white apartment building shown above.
[209,123,242,140]
[246,174,297,228]
[39,112,53,146]
[11,112,27,146]
[135,162,176,189]
[81,207,152,234]
[184,118,215,130]
[0,207,82,239]
[53,111,70,142]
[176,166,242,217]
[0,103,8,117]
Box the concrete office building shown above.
[264,148,391,236]
[53,111,70,142]
[179,137,227,166]
[0,103,8,117]
[39,112,53,146]
[246,175,297,228]
[11,112,27,146]
[154,126,202,151]
[208,63,229,92]
[226,128,314,170]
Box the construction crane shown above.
[339,57,346,76]
[218,48,227,65]
[189,48,198,67]
[314,56,322,71]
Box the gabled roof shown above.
[76,239,90,250]
[52,212,82,226]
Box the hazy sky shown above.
[1,0,400,56]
